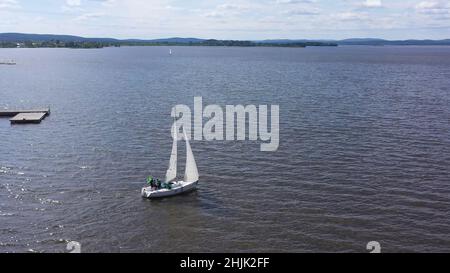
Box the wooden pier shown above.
[0,108,50,124]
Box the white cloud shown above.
[335,11,369,21]
[276,0,316,4]
[361,0,383,8]
[74,12,104,21]
[0,0,20,9]
[284,7,320,16]
[416,1,450,14]
[203,3,249,18]
[93,0,116,7]
[66,0,81,7]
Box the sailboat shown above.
[169,49,173,55]
[0,60,16,65]
[141,126,199,199]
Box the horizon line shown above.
[1,32,450,42]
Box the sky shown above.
[0,0,449,40]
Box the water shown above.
[0,46,449,253]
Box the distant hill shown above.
[257,39,333,44]
[142,38,206,44]
[0,33,333,48]
[0,33,119,43]
[0,33,204,44]
[1,33,449,47]
[339,38,386,43]
[258,38,450,46]
[337,38,450,46]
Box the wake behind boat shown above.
[141,127,199,199]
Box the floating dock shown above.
[10,112,48,124]
[0,108,50,124]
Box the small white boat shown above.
[141,126,199,199]
[0,60,16,65]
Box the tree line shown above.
[0,39,337,49]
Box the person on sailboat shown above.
[148,176,159,190]
[153,178,161,189]
[147,176,154,187]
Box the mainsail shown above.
[165,123,178,182]
[184,129,199,183]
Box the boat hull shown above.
[141,181,198,199]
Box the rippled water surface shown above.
[1,46,449,252]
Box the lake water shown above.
[0,46,449,253]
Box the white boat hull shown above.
[141,181,198,199]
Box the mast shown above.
[165,112,178,182]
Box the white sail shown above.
[184,129,199,183]
[165,123,178,182]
